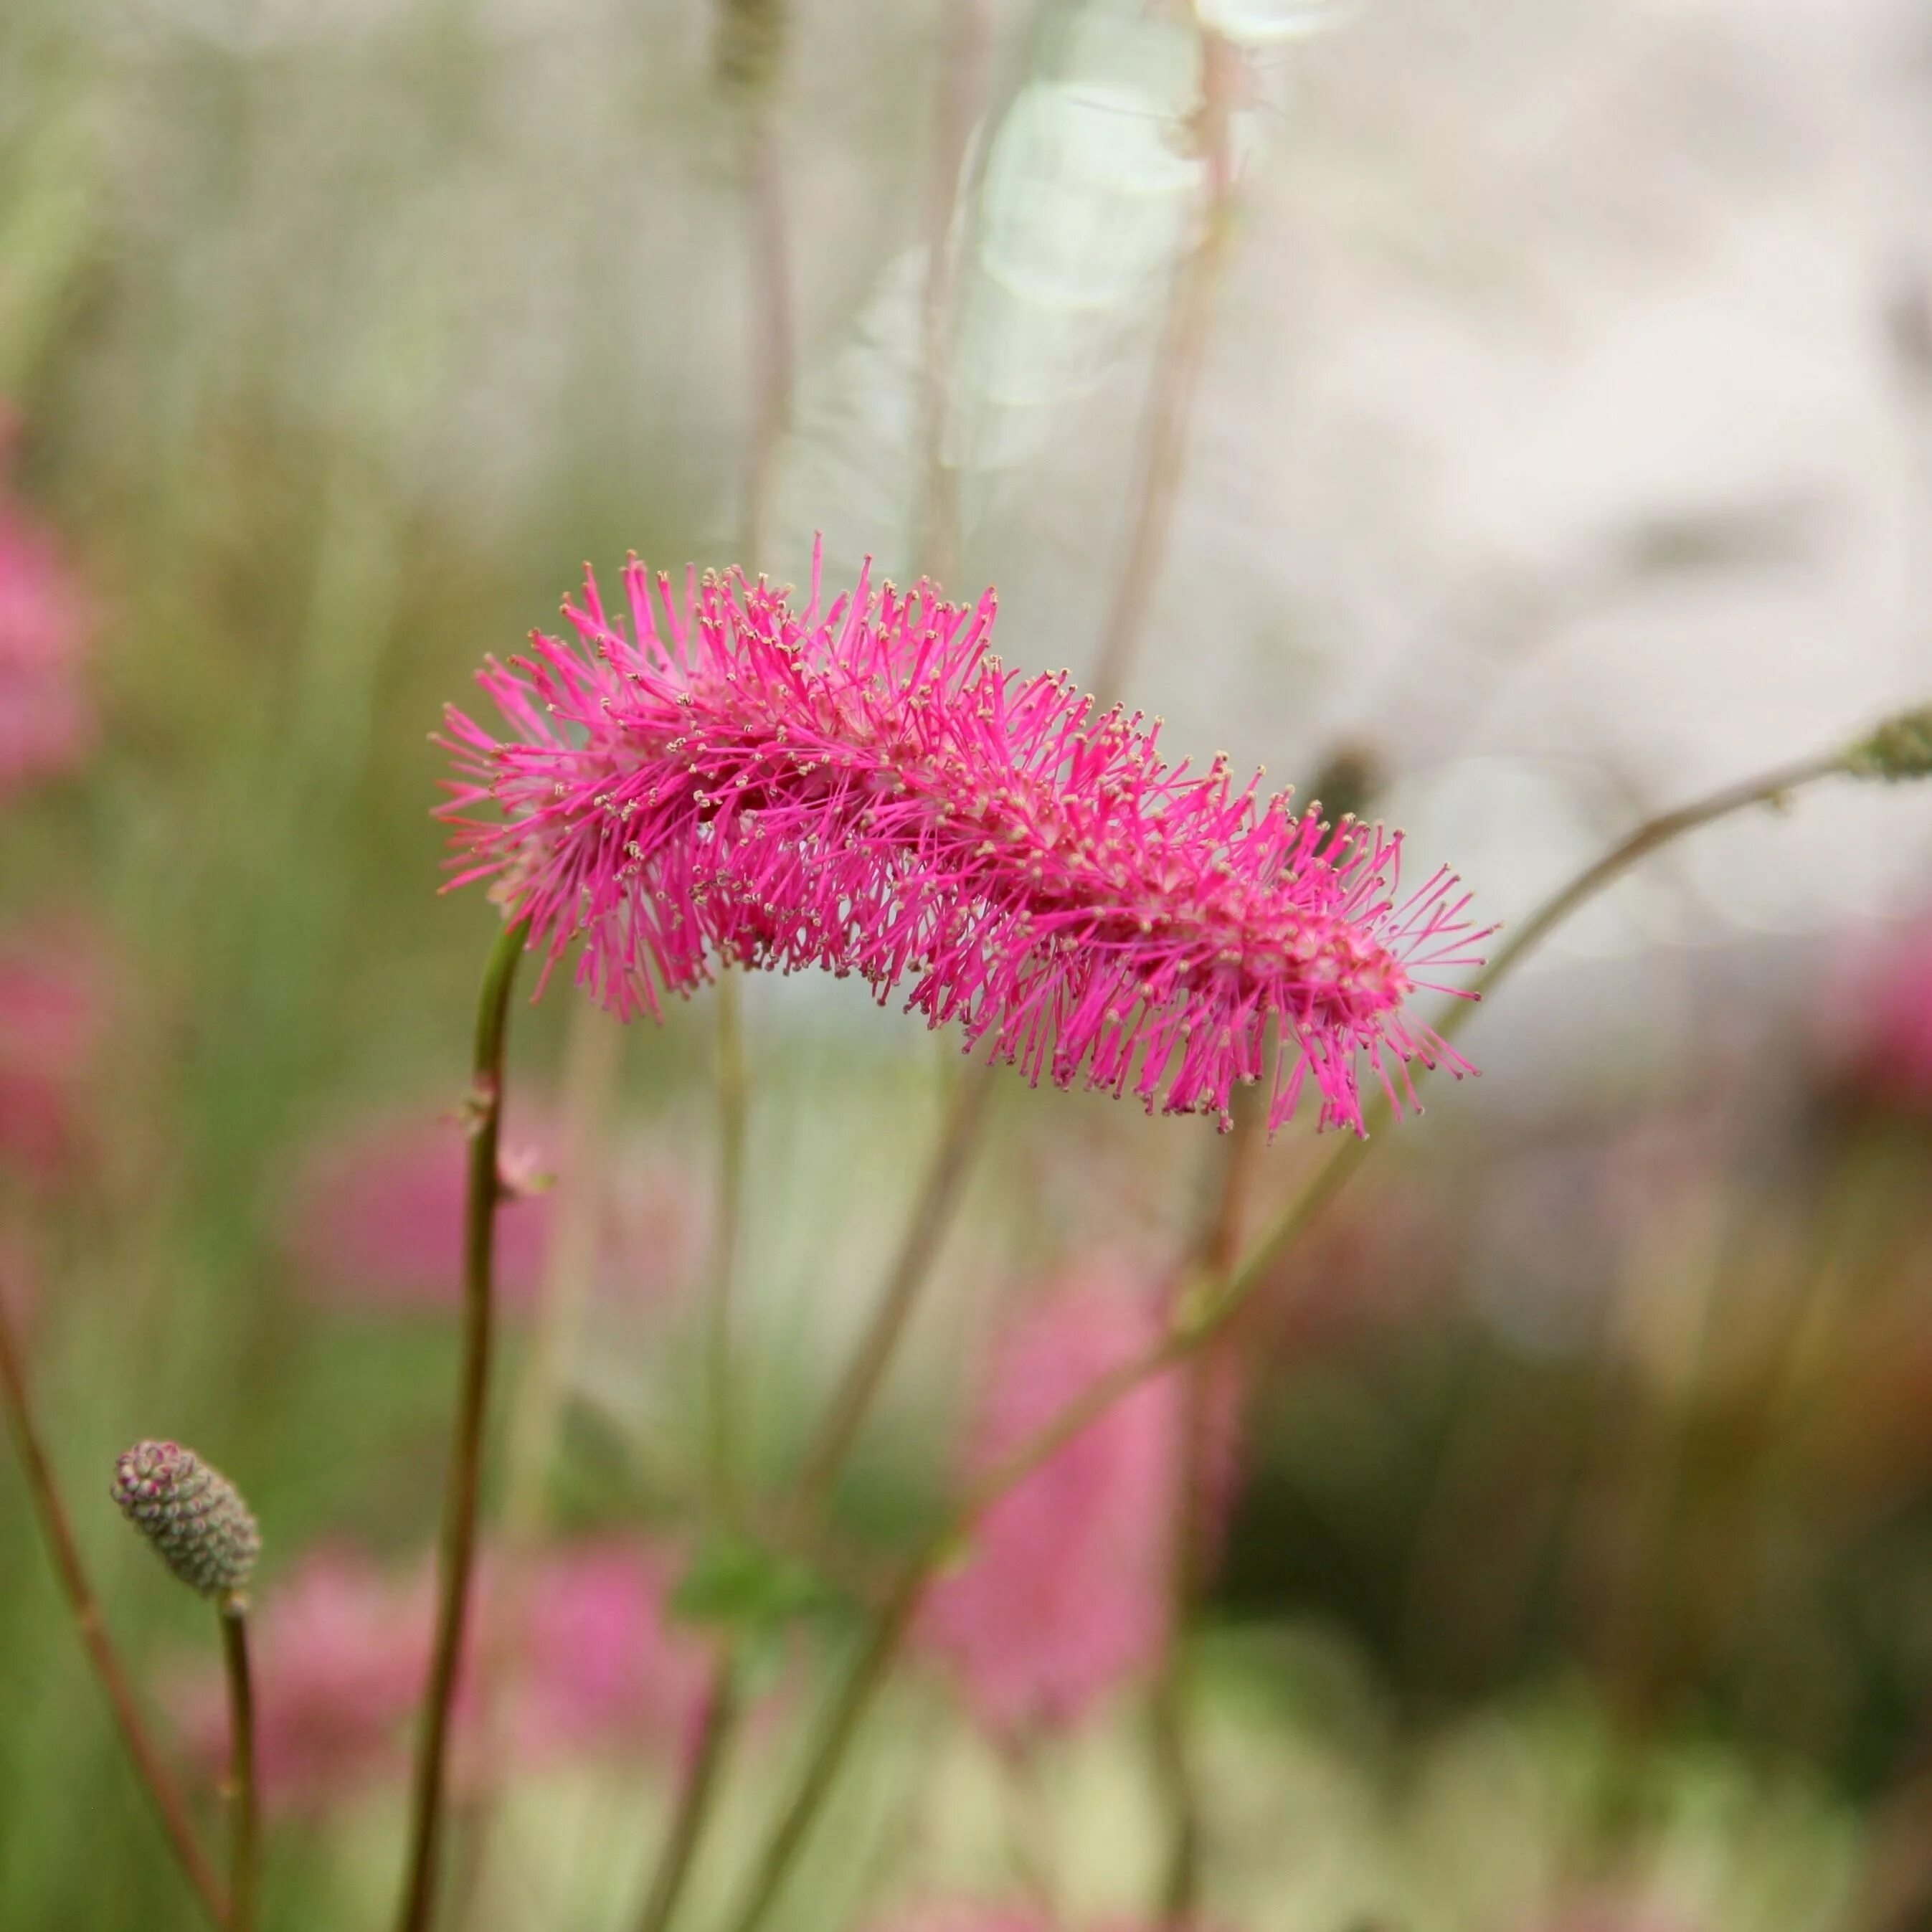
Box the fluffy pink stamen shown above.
[440,545,1486,1134]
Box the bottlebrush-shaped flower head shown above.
[441,548,1485,1134]
[112,1440,260,1597]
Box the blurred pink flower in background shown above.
[1523,1898,1703,1932]
[1819,906,1932,1112]
[915,1272,1239,1739]
[0,453,95,802]
[281,1109,559,1314]
[174,1535,718,1814]
[865,1906,1221,1932]
[176,1545,432,1817]
[0,919,110,1180]
[503,1538,718,1766]
[281,1107,705,1315]
[863,1908,1051,1932]
[0,1233,37,1335]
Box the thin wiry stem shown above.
[1152,1076,1264,1919]
[219,1596,257,1932]
[742,112,795,573]
[0,1298,229,1928]
[914,0,993,589]
[790,1061,995,1523]
[393,914,529,1932]
[631,1656,743,1932]
[1089,32,1241,706]
[716,744,1858,1932]
[709,970,751,1518]
[450,994,625,1926]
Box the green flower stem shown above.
[790,1059,995,1523]
[631,1652,744,1932]
[219,1595,257,1932]
[709,970,751,1520]
[717,743,1862,1932]
[393,914,529,1932]
[1088,29,1241,706]
[0,1301,229,1928]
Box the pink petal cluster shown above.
[0,473,95,802]
[915,1273,1236,1739]
[441,549,1483,1134]
[0,922,108,1180]
[173,1536,719,1814]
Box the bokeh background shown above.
[4,1,1932,1929]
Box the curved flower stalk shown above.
[441,550,1484,1135]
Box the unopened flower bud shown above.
[111,1440,259,1597]
[1847,704,1932,782]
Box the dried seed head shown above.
[112,1440,259,1597]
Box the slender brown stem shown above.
[393,915,529,1932]
[219,1596,257,1932]
[791,1061,995,1521]
[742,112,794,572]
[717,745,1860,1932]
[915,0,993,588]
[709,971,751,1518]
[0,1299,229,1926]
[1152,1080,1263,1918]
[450,995,625,1928]
[632,1654,742,1932]
[1088,32,1241,706]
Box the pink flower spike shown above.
[440,544,1487,1135]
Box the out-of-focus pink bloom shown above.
[863,1909,1051,1932]
[1522,1898,1702,1932]
[282,1108,706,1317]
[915,1274,1237,1739]
[1819,907,1932,1112]
[502,1539,719,1766]
[0,470,95,801]
[864,1907,1222,1932]
[441,547,1484,1135]
[281,1109,558,1314]
[176,1534,718,1814]
[0,921,108,1180]
[176,1545,432,1816]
